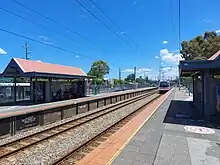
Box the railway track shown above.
[0,89,158,162]
[51,93,161,165]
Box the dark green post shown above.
[93,79,97,95]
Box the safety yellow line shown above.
[107,89,173,165]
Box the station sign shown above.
[16,114,40,131]
[213,75,220,79]
[52,79,79,82]
[32,78,49,82]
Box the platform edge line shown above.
[107,89,173,165]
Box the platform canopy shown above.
[1,58,88,79]
[179,50,220,77]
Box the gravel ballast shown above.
[1,94,159,165]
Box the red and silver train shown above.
[158,81,170,94]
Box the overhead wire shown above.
[178,0,181,87]
[8,0,133,71]
[10,0,106,50]
[0,28,122,70]
[73,0,133,48]
[88,0,138,49]
[0,7,91,48]
[169,0,175,33]
[0,28,95,60]
[178,0,181,51]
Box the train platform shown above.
[77,88,220,165]
[0,87,155,118]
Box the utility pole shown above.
[24,41,29,60]
[134,66,136,82]
[158,56,162,82]
[160,65,172,81]
[119,68,121,81]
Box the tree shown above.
[136,76,145,84]
[145,76,149,83]
[181,31,220,60]
[113,79,124,85]
[124,73,135,82]
[87,60,110,82]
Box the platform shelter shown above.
[0,58,88,104]
[179,50,220,121]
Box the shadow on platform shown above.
[163,100,220,129]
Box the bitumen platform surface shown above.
[112,88,220,165]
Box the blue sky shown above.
[0,0,220,80]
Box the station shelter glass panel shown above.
[0,77,31,104]
[32,78,46,103]
[51,79,83,101]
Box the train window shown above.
[159,82,169,87]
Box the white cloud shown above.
[162,40,168,44]
[38,36,48,40]
[122,68,152,73]
[162,66,172,72]
[148,68,178,80]
[0,48,7,55]
[216,29,220,34]
[137,68,152,73]
[38,36,53,45]
[160,49,183,64]
[155,56,159,59]
[122,69,134,73]
[42,41,53,45]
[120,31,127,35]
[204,19,214,24]
[163,68,177,79]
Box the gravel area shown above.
[0,92,150,146]
[1,94,159,165]
[0,99,122,146]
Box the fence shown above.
[85,83,155,96]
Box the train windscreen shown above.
[159,82,169,88]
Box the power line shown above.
[88,0,138,48]
[0,28,122,70]
[169,0,175,33]
[0,7,90,48]
[178,0,181,88]
[178,0,181,50]
[0,28,95,60]
[10,0,104,49]
[73,0,133,48]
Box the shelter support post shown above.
[203,70,212,120]
[45,78,51,102]
[192,76,195,102]
[14,77,16,103]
